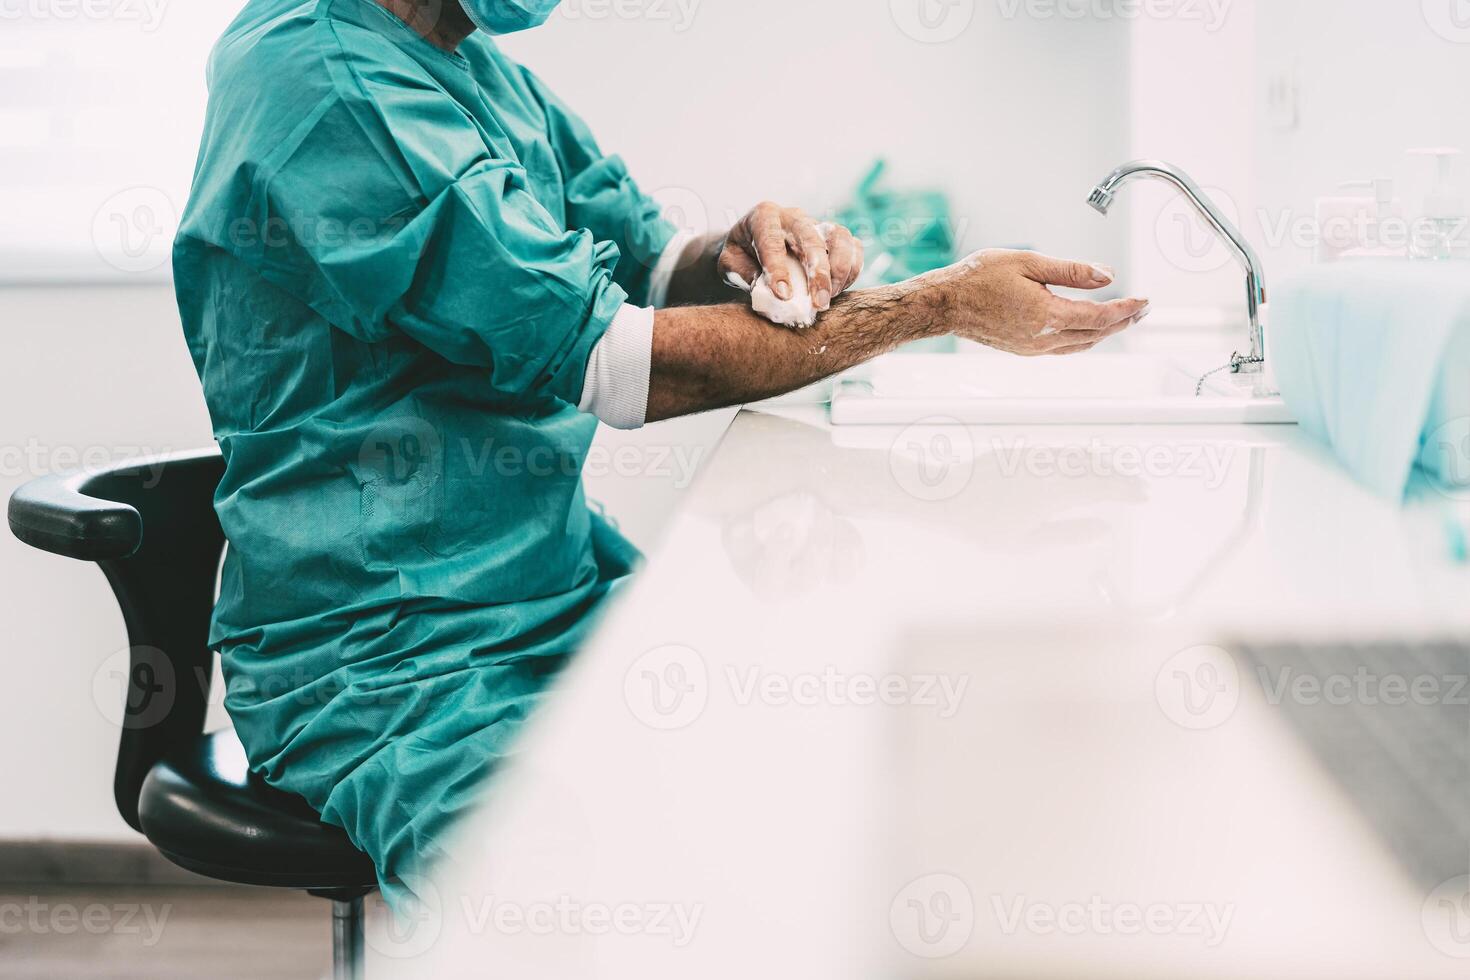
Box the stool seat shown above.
[139,729,377,892]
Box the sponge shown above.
[729,250,818,329]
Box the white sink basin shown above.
[828,352,1295,425]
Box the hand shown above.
[923,249,1149,355]
[719,202,864,312]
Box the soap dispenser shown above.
[1407,148,1467,260]
[1329,178,1404,261]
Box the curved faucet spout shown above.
[1088,160,1267,375]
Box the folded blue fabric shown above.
[1272,261,1470,500]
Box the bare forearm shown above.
[647,280,937,422]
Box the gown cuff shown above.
[578,302,654,430]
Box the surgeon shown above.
[174,0,1150,904]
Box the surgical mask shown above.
[461,0,561,35]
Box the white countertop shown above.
[383,400,1470,978]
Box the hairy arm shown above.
[647,281,933,422]
[646,249,1150,424]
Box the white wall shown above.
[502,0,1133,267]
[0,286,214,840]
[1126,0,1257,315]
[0,4,238,281]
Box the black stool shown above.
[9,449,378,979]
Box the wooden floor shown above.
[0,885,330,979]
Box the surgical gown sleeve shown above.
[244,58,627,407]
[516,66,676,307]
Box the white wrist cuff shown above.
[578,303,654,430]
[646,229,695,310]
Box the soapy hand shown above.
[720,202,864,324]
[922,249,1150,356]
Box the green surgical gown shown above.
[173,0,674,903]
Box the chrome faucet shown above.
[1088,160,1267,376]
